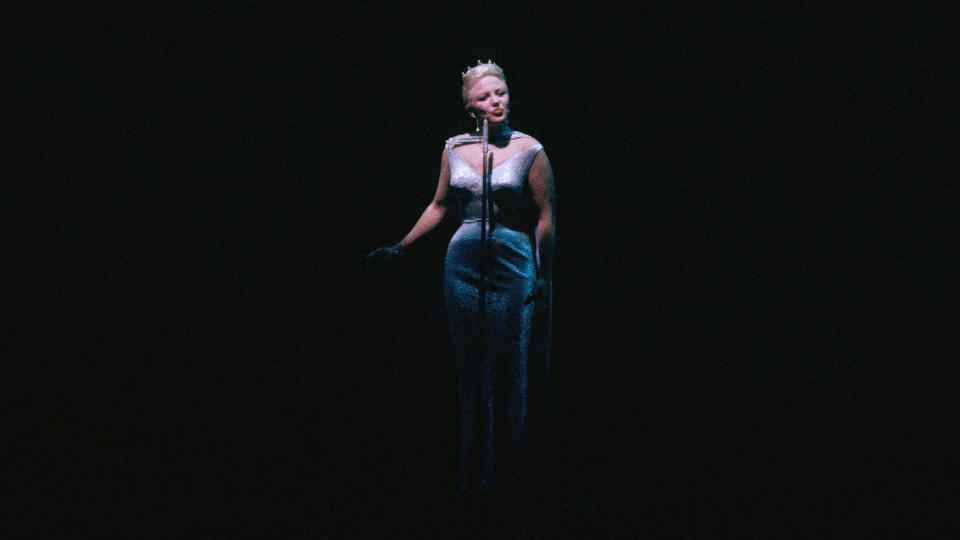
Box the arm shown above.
[528,149,556,281]
[397,147,452,249]
[363,148,452,264]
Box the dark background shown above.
[7,3,956,536]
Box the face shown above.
[466,75,510,127]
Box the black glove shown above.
[361,242,405,266]
[524,277,550,305]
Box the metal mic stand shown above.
[478,117,490,428]
[476,119,493,486]
[479,118,489,324]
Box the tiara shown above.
[461,59,494,81]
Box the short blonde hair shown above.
[461,60,507,106]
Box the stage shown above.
[7,3,955,536]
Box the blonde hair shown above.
[460,60,507,106]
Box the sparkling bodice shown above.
[445,133,543,229]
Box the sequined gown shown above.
[443,131,552,493]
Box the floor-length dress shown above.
[443,132,552,493]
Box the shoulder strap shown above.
[445,134,483,149]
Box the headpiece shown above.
[461,59,495,81]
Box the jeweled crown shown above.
[461,59,494,81]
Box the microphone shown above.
[481,118,488,153]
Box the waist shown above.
[460,217,525,227]
[458,219,527,232]
[452,221,532,244]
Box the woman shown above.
[365,61,555,495]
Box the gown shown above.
[443,131,552,493]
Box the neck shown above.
[477,122,512,140]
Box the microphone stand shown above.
[476,119,493,485]
[479,118,489,327]
[477,118,493,448]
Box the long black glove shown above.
[361,242,405,266]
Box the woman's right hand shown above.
[361,243,404,266]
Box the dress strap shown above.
[445,134,484,149]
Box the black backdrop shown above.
[8,3,955,536]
